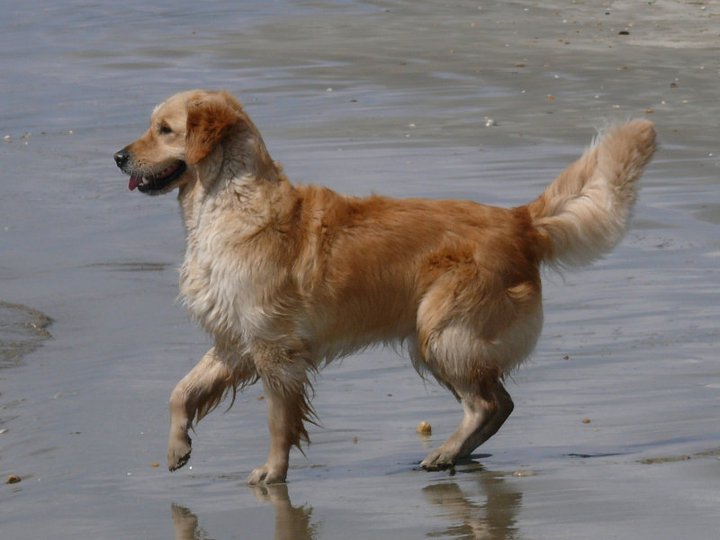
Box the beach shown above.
[2,1,719,538]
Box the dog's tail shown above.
[527,120,656,268]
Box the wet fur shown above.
[115,90,656,484]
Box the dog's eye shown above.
[158,123,173,135]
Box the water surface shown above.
[2,1,719,539]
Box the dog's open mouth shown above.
[129,161,187,194]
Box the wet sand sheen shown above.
[1,1,719,539]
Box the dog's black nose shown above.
[114,149,129,168]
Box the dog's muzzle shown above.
[113,148,187,194]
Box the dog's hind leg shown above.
[168,346,256,471]
[416,273,541,471]
[247,343,315,485]
[421,378,513,470]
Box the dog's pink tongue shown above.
[128,176,141,191]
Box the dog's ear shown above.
[185,92,242,165]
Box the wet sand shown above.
[2,1,719,538]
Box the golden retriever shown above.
[114,90,656,484]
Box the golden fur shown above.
[114,90,656,484]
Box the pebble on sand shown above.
[416,421,432,436]
[6,474,22,485]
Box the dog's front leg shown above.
[247,344,315,485]
[168,346,256,471]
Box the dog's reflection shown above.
[251,484,317,540]
[172,471,520,539]
[171,505,204,540]
[422,471,522,539]
[171,484,316,540]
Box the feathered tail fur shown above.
[528,120,656,268]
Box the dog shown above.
[114,90,655,484]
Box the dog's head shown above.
[114,90,274,195]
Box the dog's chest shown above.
[179,213,275,342]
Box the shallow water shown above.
[2,1,720,538]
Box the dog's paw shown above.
[167,433,192,471]
[246,464,287,485]
[420,449,456,471]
